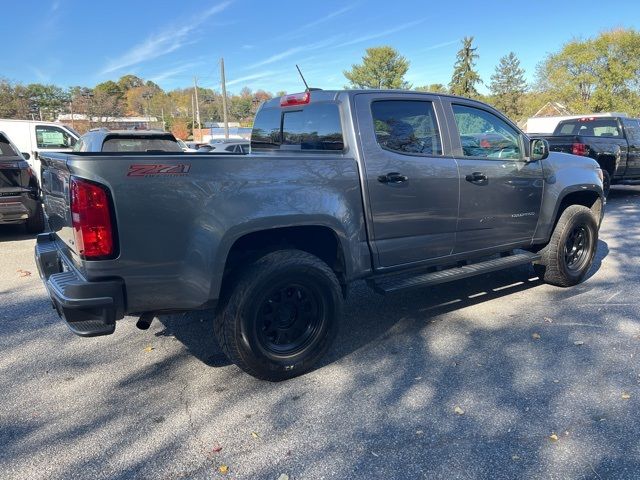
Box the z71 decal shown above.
[127,164,191,177]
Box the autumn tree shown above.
[489,52,527,119]
[449,37,482,98]
[536,28,640,114]
[344,46,410,89]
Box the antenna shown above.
[296,64,310,92]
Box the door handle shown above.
[465,172,488,184]
[378,172,408,184]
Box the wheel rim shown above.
[255,282,325,356]
[564,224,592,272]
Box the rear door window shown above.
[0,134,19,158]
[370,100,442,155]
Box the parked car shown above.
[0,131,44,233]
[0,119,79,185]
[72,128,183,152]
[176,139,198,152]
[197,140,250,154]
[534,116,640,195]
[36,90,604,381]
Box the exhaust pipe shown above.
[136,312,155,330]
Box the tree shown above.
[536,29,640,114]
[449,37,482,97]
[415,84,448,93]
[344,46,410,89]
[489,52,527,119]
[117,74,144,92]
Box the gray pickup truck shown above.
[36,90,605,381]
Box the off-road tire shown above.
[25,202,45,234]
[533,205,598,287]
[215,249,342,381]
[602,170,611,198]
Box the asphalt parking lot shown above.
[1,186,640,480]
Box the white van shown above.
[0,119,79,184]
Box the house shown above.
[521,102,628,134]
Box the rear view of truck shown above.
[0,132,44,232]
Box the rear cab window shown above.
[251,102,344,152]
[101,135,183,152]
[555,118,622,137]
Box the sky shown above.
[4,0,640,95]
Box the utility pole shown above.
[161,108,165,131]
[191,94,195,139]
[220,58,229,140]
[193,76,201,140]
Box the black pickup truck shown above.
[537,116,640,194]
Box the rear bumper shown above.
[35,233,125,337]
[0,195,36,224]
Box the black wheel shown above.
[25,202,45,234]
[533,205,598,287]
[602,170,611,198]
[215,250,342,381]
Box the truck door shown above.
[354,93,459,268]
[442,99,544,254]
[621,118,640,177]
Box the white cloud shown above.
[149,61,206,83]
[423,40,459,51]
[277,4,357,41]
[101,2,232,74]
[226,71,278,87]
[247,36,341,70]
[335,19,426,48]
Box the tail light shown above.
[280,91,310,107]
[70,177,115,259]
[572,142,588,156]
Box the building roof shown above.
[57,114,158,122]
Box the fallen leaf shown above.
[212,445,222,453]
[544,317,554,323]
[251,431,259,439]
[512,455,520,461]
[218,465,229,474]
[277,475,289,480]
[454,406,465,415]
[143,345,154,352]
[549,433,559,442]
[553,380,560,384]
[17,269,32,277]
[416,430,424,435]
[622,392,631,400]
[573,340,584,346]
[532,333,541,340]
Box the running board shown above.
[370,252,541,295]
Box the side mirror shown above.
[530,138,549,161]
[22,152,31,160]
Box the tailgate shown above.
[545,135,581,155]
[40,152,77,253]
[0,159,33,196]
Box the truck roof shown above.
[261,89,482,109]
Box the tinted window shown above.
[101,136,182,152]
[623,118,640,145]
[0,134,19,158]
[282,104,343,150]
[251,107,281,150]
[36,125,77,149]
[453,104,522,160]
[555,118,621,137]
[371,100,442,155]
[251,103,344,151]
